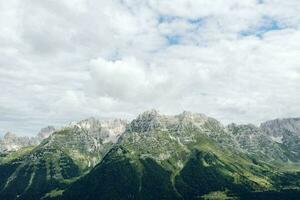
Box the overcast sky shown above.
[1,0,300,136]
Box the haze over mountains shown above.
[0,110,300,200]
[1,1,300,199]
[0,126,55,153]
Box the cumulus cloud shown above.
[0,0,300,135]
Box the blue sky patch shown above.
[188,18,205,25]
[240,16,285,38]
[166,35,181,45]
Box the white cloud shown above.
[89,57,150,100]
[0,0,300,135]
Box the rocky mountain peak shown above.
[46,117,128,150]
[180,111,193,117]
[227,123,260,135]
[99,119,127,143]
[260,118,300,137]
[75,117,101,130]
[3,132,17,140]
[259,118,300,160]
[0,132,37,153]
[37,126,55,140]
[100,119,127,130]
[66,117,127,134]
[139,109,161,119]
[128,109,164,132]
[177,111,210,125]
[1,125,58,153]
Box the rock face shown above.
[43,117,128,167]
[0,132,38,153]
[128,110,217,133]
[261,118,300,137]
[61,111,280,200]
[120,112,300,164]
[37,126,56,140]
[0,117,127,200]
[0,126,56,153]
[72,117,126,143]
[260,118,300,161]
[1,112,300,200]
[226,124,291,161]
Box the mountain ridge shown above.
[61,110,300,200]
[1,111,300,200]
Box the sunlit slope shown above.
[0,118,126,200]
[62,111,279,200]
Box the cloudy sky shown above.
[1,0,300,136]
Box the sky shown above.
[0,0,300,136]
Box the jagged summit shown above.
[176,111,214,126]
[136,109,162,120]
[45,117,127,150]
[0,132,37,152]
[128,110,217,133]
[178,110,206,118]
[259,117,300,160]
[128,109,163,132]
[0,117,127,154]
[0,117,128,200]
[136,110,208,120]
[3,132,17,140]
[60,112,300,200]
[66,117,126,130]
[2,112,300,200]
[37,126,56,139]
[261,117,300,136]
[227,123,259,134]
[0,126,57,153]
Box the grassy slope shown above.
[0,127,110,200]
[0,147,81,200]
[0,146,36,164]
[1,120,300,200]
[61,123,284,200]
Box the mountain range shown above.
[1,110,300,200]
